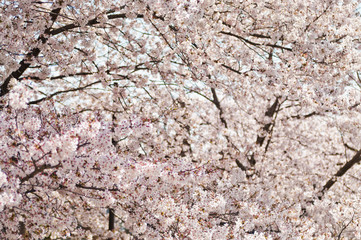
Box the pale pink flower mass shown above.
[0,0,361,239]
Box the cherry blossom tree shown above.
[1,0,361,239]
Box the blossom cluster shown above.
[1,0,361,239]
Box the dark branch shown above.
[344,143,358,152]
[249,33,271,39]
[0,6,62,97]
[235,159,247,171]
[211,88,228,128]
[256,98,279,146]
[20,163,60,183]
[24,71,94,81]
[220,31,292,51]
[28,80,101,104]
[319,148,361,199]
[109,208,115,231]
[0,9,163,97]
[50,12,164,36]
[221,64,244,75]
[75,184,120,192]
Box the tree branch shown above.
[0,8,163,97]
[20,163,60,184]
[49,12,165,36]
[319,148,361,199]
[75,184,119,192]
[0,5,62,97]
[256,97,279,146]
[220,31,292,52]
[211,88,228,128]
[28,80,101,104]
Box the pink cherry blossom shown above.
[1,0,361,239]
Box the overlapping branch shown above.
[220,31,292,52]
[0,5,62,97]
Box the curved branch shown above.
[0,6,62,97]
[220,31,292,52]
[0,8,163,97]
[50,12,165,36]
[28,80,101,104]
